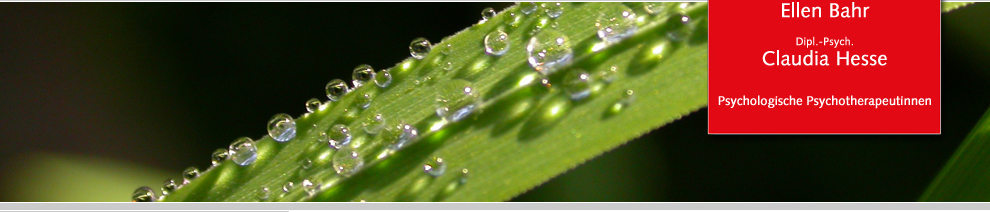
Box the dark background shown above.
[0,3,987,201]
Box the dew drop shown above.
[519,2,537,15]
[161,179,177,196]
[543,2,563,19]
[131,187,156,202]
[610,89,635,113]
[480,7,496,22]
[374,69,392,88]
[302,179,316,196]
[598,66,618,83]
[332,146,364,177]
[267,113,296,142]
[282,181,294,193]
[210,148,229,166]
[356,93,373,109]
[435,79,480,122]
[325,79,351,102]
[409,37,432,60]
[563,70,593,101]
[383,123,419,150]
[305,98,322,113]
[439,43,452,55]
[526,29,573,75]
[643,3,666,15]
[441,61,453,71]
[351,64,376,88]
[484,29,510,56]
[550,21,559,29]
[301,159,313,170]
[459,168,470,184]
[362,114,386,135]
[258,186,271,200]
[423,157,447,177]
[328,124,352,149]
[314,132,329,145]
[595,9,638,44]
[228,137,258,166]
[182,167,200,184]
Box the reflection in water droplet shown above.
[351,64,376,88]
[520,2,537,15]
[282,181,294,193]
[595,9,638,44]
[563,70,593,101]
[305,98,322,113]
[132,187,156,202]
[302,179,316,196]
[435,80,480,122]
[229,137,258,166]
[409,37,432,60]
[267,114,296,142]
[374,69,392,88]
[543,2,563,19]
[161,179,177,196]
[384,124,419,150]
[325,79,351,102]
[484,29,510,56]
[328,124,352,149]
[423,157,447,177]
[333,146,364,177]
[527,29,572,75]
[481,7,496,22]
[362,114,386,135]
[258,186,271,200]
[182,167,200,184]
[211,148,229,166]
[356,93,373,109]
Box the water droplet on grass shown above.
[161,179,177,196]
[543,2,563,19]
[267,113,296,142]
[459,168,470,184]
[527,29,572,75]
[409,37,432,60]
[423,157,447,177]
[362,114,386,135]
[484,29,510,56]
[333,146,364,177]
[384,124,419,150]
[442,62,453,71]
[182,167,200,184]
[563,70,593,101]
[595,9,638,44]
[328,124,352,149]
[352,64,375,88]
[305,98,322,113]
[325,79,351,102]
[435,80,480,122]
[643,3,666,15]
[375,69,392,88]
[610,90,635,113]
[132,187,156,202]
[302,179,316,196]
[519,2,537,15]
[229,137,258,166]
[258,186,271,200]
[481,7,496,22]
[282,182,294,193]
[356,93,373,109]
[211,148,229,166]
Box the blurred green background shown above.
[0,2,987,202]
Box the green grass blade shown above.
[920,106,990,201]
[943,2,973,12]
[161,2,708,202]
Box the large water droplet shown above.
[211,148,229,166]
[356,93,373,109]
[409,37,432,60]
[332,146,364,177]
[325,79,351,102]
[305,98,322,113]
[302,179,316,196]
[258,186,271,200]
[229,137,258,166]
[384,124,419,150]
[161,179,177,196]
[519,2,538,14]
[484,29,510,56]
[435,79,480,122]
[374,69,392,88]
[182,167,200,184]
[362,114,386,135]
[527,29,573,75]
[543,2,563,19]
[595,9,638,44]
[481,7,496,22]
[351,64,376,88]
[563,70,593,101]
[132,187,156,202]
[267,113,296,142]
[328,124,352,149]
[282,181,294,193]
[423,157,447,177]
